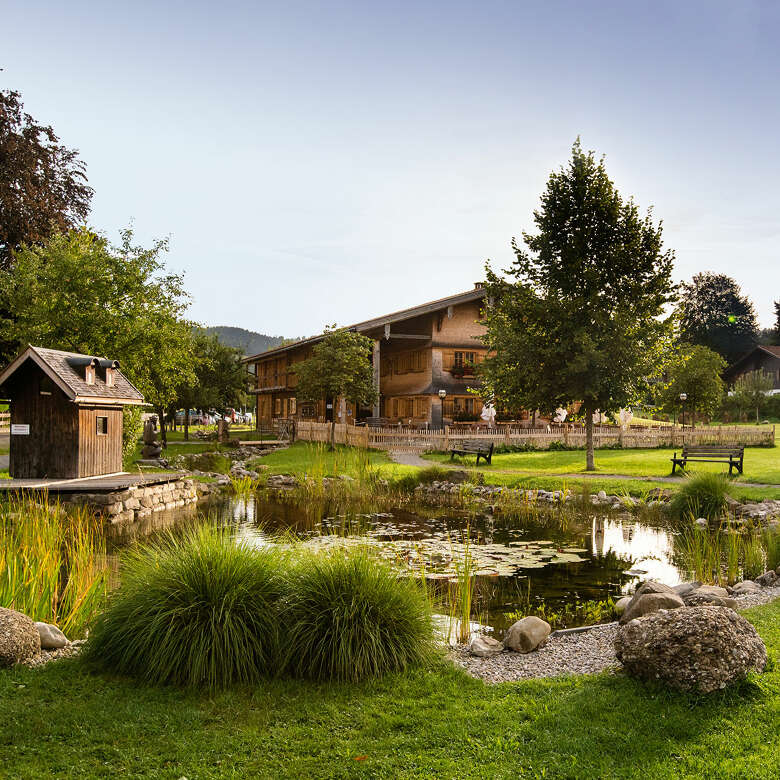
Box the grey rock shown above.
[683,591,737,609]
[729,580,761,596]
[672,582,701,598]
[620,591,685,623]
[696,584,730,598]
[468,634,504,657]
[615,606,767,693]
[614,596,632,616]
[35,622,68,650]
[755,570,778,587]
[504,616,552,653]
[0,607,41,666]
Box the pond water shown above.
[107,493,687,639]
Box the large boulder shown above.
[615,606,767,693]
[468,634,503,657]
[620,581,684,624]
[683,590,737,609]
[755,570,778,587]
[503,616,551,653]
[729,580,761,596]
[0,608,41,667]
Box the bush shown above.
[670,472,731,522]
[122,406,144,465]
[84,525,285,689]
[281,548,436,682]
[181,452,232,473]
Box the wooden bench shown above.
[670,445,745,475]
[449,440,494,465]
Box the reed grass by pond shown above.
[0,495,109,637]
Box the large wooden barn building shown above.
[0,346,145,479]
[243,285,494,428]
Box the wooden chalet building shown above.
[723,345,780,394]
[0,346,145,479]
[244,285,491,428]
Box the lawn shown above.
[1,599,778,779]
[425,446,780,486]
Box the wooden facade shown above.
[724,345,780,393]
[244,286,490,428]
[0,347,144,479]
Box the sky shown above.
[3,0,779,336]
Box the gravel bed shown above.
[20,640,85,669]
[453,588,780,684]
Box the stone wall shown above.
[62,479,200,525]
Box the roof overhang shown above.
[0,347,77,400]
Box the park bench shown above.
[670,444,745,475]
[449,439,494,465]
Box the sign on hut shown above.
[0,346,144,479]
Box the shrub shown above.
[84,525,285,689]
[670,472,731,522]
[122,406,144,465]
[181,452,232,474]
[281,548,436,682]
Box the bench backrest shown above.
[452,440,493,452]
[682,444,744,455]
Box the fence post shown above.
[444,425,450,450]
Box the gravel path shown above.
[452,588,780,684]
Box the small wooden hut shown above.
[0,346,145,479]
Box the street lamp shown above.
[438,389,447,429]
[679,393,687,428]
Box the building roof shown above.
[242,286,487,362]
[0,346,145,405]
[724,344,780,377]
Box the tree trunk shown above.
[156,406,167,448]
[585,405,595,471]
[184,408,190,441]
[330,419,336,451]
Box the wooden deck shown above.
[0,471,184,494]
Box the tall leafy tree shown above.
[676,272,758,363]
[732,370,774,424]
[0,227,197,436]
[481,140,676,470]
[176,329,249,439]
[657,344,725,427]
[773,300,780,346]
[294,327,378,450]
[0,90,92,270]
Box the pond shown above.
[107,492,686,639]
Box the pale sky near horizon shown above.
[3,0,779,336]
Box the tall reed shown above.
[0,493,109,637]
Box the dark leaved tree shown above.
[481,140,676,470]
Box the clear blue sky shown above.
[4,0,779,335]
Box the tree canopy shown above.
[294,327,378,449]
[0,227,197,414]
[0,90,92,271]
[481,140,676,469]
[732,370,774,424]
[657,344,725,426]
[676,272,758,364]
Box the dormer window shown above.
[85,364,95,385]
[105,367,115,387]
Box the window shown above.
[274,397,282,416]
[300,402,316,418]
[39,376,54,396]
[105,367,115,387]
[85,365,95,385]
[454,351,476,370]
[96,416,108,435]
[289,397,297,416]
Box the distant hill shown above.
[205,326,286,356]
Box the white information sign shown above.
[11,424,30,435]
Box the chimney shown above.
[474,282,484,290]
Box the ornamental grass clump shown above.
[670,472,731,522]
[84,525,285,689]
[281,547,436,682]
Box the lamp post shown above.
[679,393,687,429]
[438,389,447,429]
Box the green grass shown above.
[1,599,778,778]
[425,446,780,485]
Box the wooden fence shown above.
[0,412,9,434]
[295,421,776,454]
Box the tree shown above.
[0,227,197,444]
[0,90,92,271]
[293,327,378,450]
[480,140,676,470]
[732,370,773,424]
[773,300,780,346]
[176,329,249,439]
[657,344,725,427]
[676,273,758,364]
